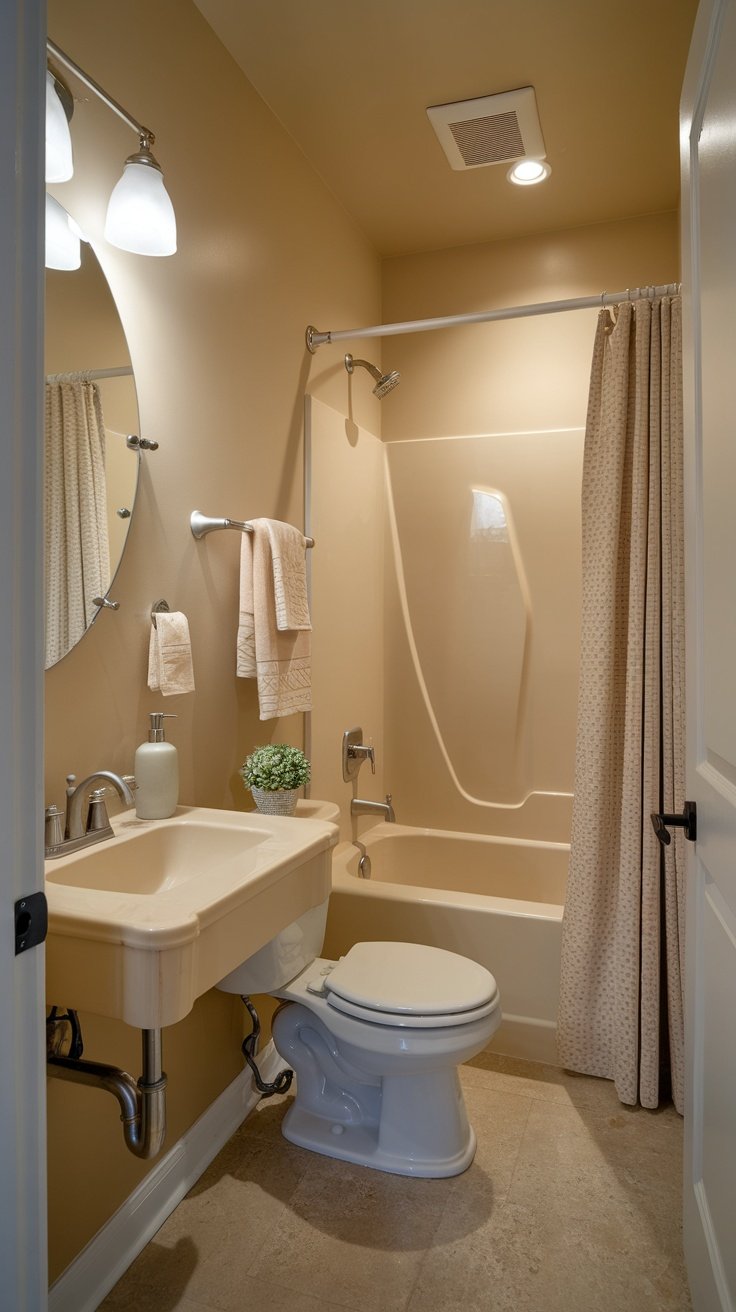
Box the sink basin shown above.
[47,822,269,896]
[45,805,338,1028]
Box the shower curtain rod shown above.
[45,366,134,382]
[305,282,681,352]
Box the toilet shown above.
[217,899,501,1178]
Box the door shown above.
[0,2,48,1309]
[681,1,736,1307]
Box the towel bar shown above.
[190,510,314,548]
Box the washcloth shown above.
[237,520,312,719]
[148,611,196,695]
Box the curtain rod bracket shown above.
[305,325,330,354]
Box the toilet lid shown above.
[325,941,497,1017]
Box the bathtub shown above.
[322,823,568,1065]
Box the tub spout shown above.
[351,794,396,823]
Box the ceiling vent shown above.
[426,87,546,171]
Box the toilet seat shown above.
[323,941,499,1030]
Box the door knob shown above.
[651,801,697,846]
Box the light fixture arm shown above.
[46,38,155,149]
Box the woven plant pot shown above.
[251,786,300,816]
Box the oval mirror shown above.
[44,238,140,669]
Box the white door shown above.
[0,2,48,1309]
[681,1,736,1307]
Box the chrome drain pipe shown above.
[47,1021,167,1159]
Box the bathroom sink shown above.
[45,805,338,1028]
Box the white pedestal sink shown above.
[45,805,339,1027]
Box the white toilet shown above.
[218,898,501,1178]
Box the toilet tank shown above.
[216,898,331,994]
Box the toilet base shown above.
[272,999,485,1177]
[281,1102,477,1178]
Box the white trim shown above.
[0,2,47,1308]
[49,1044,282,1312]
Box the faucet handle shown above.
[44,804,64,852]
[86,788,111,833]
[354,743,376,774]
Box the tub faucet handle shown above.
[352,743,376,774]
[342,727,376,780]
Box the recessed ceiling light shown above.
[507,159,551,186]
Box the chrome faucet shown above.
[45,771,136,859]
[351,794,396,824]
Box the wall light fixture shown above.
[45,194,81,270]
[45,70,74,183]
[46,39,177,257]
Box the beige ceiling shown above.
[194,0,698,259]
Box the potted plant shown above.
[240,743,311,816]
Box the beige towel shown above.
[237,521,312,719]
[264,519,311,631]
[148,611,196,695]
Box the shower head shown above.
[344,353,401,398]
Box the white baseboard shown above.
[49,1042,281,1312]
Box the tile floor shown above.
[100,1051,692,1312]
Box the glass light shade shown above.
[45,194,81,270]
[45,71,74,183]
[104,161,177,256]
[507,159,552,186]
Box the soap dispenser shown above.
[135,713,179,820]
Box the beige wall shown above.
[382,212,678,441]
[307,397,386,839]
[45,0,381,1282]
[379,212,679,840]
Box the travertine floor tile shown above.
[101,1059,691,1312]
[408,1195,691,1312]
[508,1098,683,1224]
[249,1154,452,1312]
[463,1049,621,1110]
[101,1136,310,1310]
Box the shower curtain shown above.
[45,377,110,668]
[557,294,685,1112]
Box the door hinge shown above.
[15,890,48,955]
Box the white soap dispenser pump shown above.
[135,712,179,820]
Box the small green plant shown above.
[240,743,311,792]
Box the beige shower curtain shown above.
[557,295,686,1112]
[45,378,110,667]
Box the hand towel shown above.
[148,611,196,695]
[264,519,312,631]
[237,521,312,719]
